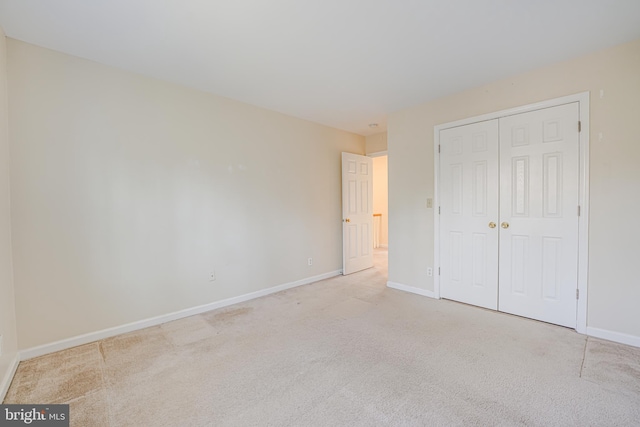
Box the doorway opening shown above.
[371,154,388,278]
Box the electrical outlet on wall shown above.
[427,267,433,277]
[308,258,313,266]
[209,271,216,282]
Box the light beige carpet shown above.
[4,248,640,426]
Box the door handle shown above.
[488,222,496,229]
[345,218,351,223]
[501,222,510,229]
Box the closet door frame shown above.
[433,92,590,334]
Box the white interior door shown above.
[498,103,580,328]
[342,152,373,275]
[440,120,499,309]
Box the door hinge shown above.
[578,121,581,132]
[576,289,579,300]
[438,267,441,276]
[577,205,581,216]
[438,206,441,214]
[438,144,441,153]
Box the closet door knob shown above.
[501,222,510,229]
[488,222,496,229]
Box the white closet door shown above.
[498,103,580,328]
[440,120,499,310]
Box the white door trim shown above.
[368,150,388,158]
[433,92,590,334]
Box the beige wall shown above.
[388,38,640,338]
[372,156,388,246]
[0,29,18,395]
[365,132,387,155]
[7,40,364,349]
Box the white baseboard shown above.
[586,327,640,348]
[1,354,20,402]
[20,270,342,361]
[387,281,437,299]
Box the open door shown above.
[342,152,374,275]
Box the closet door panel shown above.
[440,120,499,310]
[498,103,580,328]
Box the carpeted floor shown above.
[4,248,640,426]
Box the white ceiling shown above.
[1,1,640,136]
